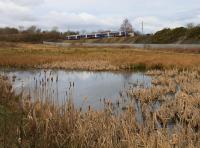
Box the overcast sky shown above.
[0,0,200,33]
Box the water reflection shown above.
[0,69,152,110]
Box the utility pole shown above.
[67,26,69,31]
[142,21,144,35]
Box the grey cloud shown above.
[0,0,200,32]
[6,0,45,7]
[0,0,39,27]
[37,11,122,31]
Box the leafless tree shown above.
[18,26,25,32]
[51,26,59,33]
[27,26,37,33]
[120,19,133,33]
[186,23,195,29]
[26,25,41,33]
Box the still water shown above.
[0,69,152,110]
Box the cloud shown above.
[0,0,39,27]
[38,11,122,31]
[0,1,28,13]
[0,0,200,33]
[4,0,45,7]
[132,16,184,33]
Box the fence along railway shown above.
[43,41,200,50]
[66,31,135,40]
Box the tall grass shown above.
[1,43,200,71]
[1,68,200,147]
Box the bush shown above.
[185,26,200,42]
[151,27,187,43]
[0,27,74,43]
[130,63,147,71]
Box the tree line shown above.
[135,24,200,44]
[0,26,78,43]
[0,22,200,44]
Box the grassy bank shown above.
[1,69,200,147]
[64,26,200,44]
[1,42,200,71]
[64,37,137,44]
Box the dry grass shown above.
[1,68,200,147]
[1,42,200,147]
[1,42,200,70]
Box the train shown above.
[66,31,134,40]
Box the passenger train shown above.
[66,31,134,40]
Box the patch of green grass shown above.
[130,63,147,71]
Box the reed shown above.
[1,68,200,147]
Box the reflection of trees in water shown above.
[122,72,150,89]
[122,72,133,81]
[121,72,133,89]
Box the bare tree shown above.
[27,25,37,33]
[51,26,59,33]
[186,23,195,29]
[120,19,133,33]
[18,26,25,32]
[80,30,86,35]
[26,25,41,33]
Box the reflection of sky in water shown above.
[0,70,152,110]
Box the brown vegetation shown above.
[64,25,200,44]
[1,68,200,147]
[0,26,78,43]
[1,42,200,71]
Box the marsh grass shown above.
[1,42,200,71]
[1,68,200,147]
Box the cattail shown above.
[170,134,179,146]
[88,105,91,111]
[44,107,52,121]
[34,100,41,113]
[56,75,58,82]
[116,100,120,107]
[69,82,72,88]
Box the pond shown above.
[0,69,152,111]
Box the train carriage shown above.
[66,31,133,40]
